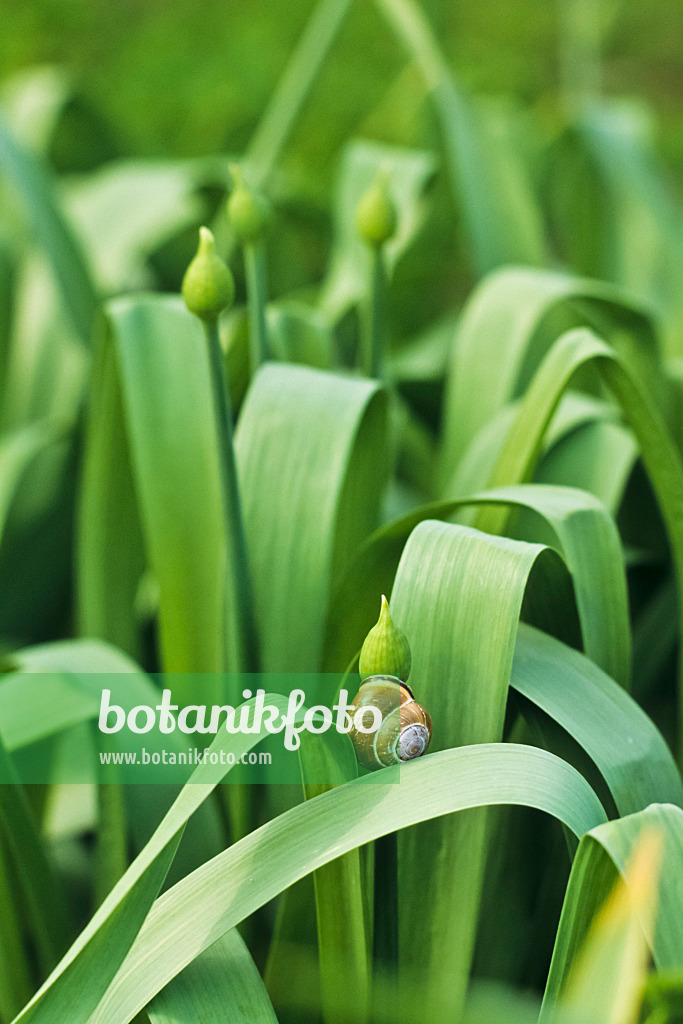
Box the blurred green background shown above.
[2,0,682,173]
[3,0,683,336]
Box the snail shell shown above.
[348,674,432,771]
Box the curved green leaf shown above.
[0,423,60,547]
[78,295,246,686]
[10,693,294,1024]
[534,417,638,515]
[235,363,388,671]
[326,483,629,686]
[148,930,278,1024]
[469,328,683,746]
[513,625,683,816]
[549,103,683,357]
[64,160,203,293]
[543,803,683,1012]
[86,744,605,1024]
[0,118,97,346]
[244,0,353,191]
[0,639,165,752]
[0,735,71,977]
[390,520,568,1021]
[1,256,88,431]
[440,266,659,488]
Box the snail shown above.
[348,596,432,771]
[349,674,432,771]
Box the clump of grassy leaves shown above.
[1,2,683,1023]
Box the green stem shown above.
[95,777,128,907]
[244,241,269,375]
[204,318,260,673]
[362,247,387,380]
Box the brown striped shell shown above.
[348,674,432,771]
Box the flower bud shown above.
[359,594,411,682]
[182,227,235,322]
[227,165,271,243]
[355,171,397,248]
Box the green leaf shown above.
[10,693,294,1024]
[244,0,354,191]
[0,66,72,154]
[375,0,545,274]
[543,804,683,1014]
[94,775,128,907]
[1,257,87,432]
[0,118,97,346]
[85,744,605,1024]
[478,484,631,687]
[267,300,334,369]
[0,235,15,396]
[469,328,683,747]
[78,295,246,684]
[0,422,60,548]
[0,422,75,645]
[326,483,629,686]
[235,363,388,671]
[77,329,146,661]
[0,735,71,975]
[390,520,569,1021]
[299,733,367,1024]
[440,266,659,489]
[213,0,354,254]
[534,417,638,515]
[548,102,683,357]
[462,981,543,1024]
[554,828,662,1024]
[0,637,225,893]
[0,639,147,751]
[512,625,683,816]
[64,160,204,293]
[148,930,278,1024]
[0,827,32,1021]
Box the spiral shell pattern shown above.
[348,675,432,771]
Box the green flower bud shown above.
[359,594,411,682]
[227,165,271,243]
[355,171,397,248]
[182,227,235,322]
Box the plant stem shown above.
[244,241,269,375]
[95,778,127,907]
[362,247,387,380]
[204,317,259,673]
